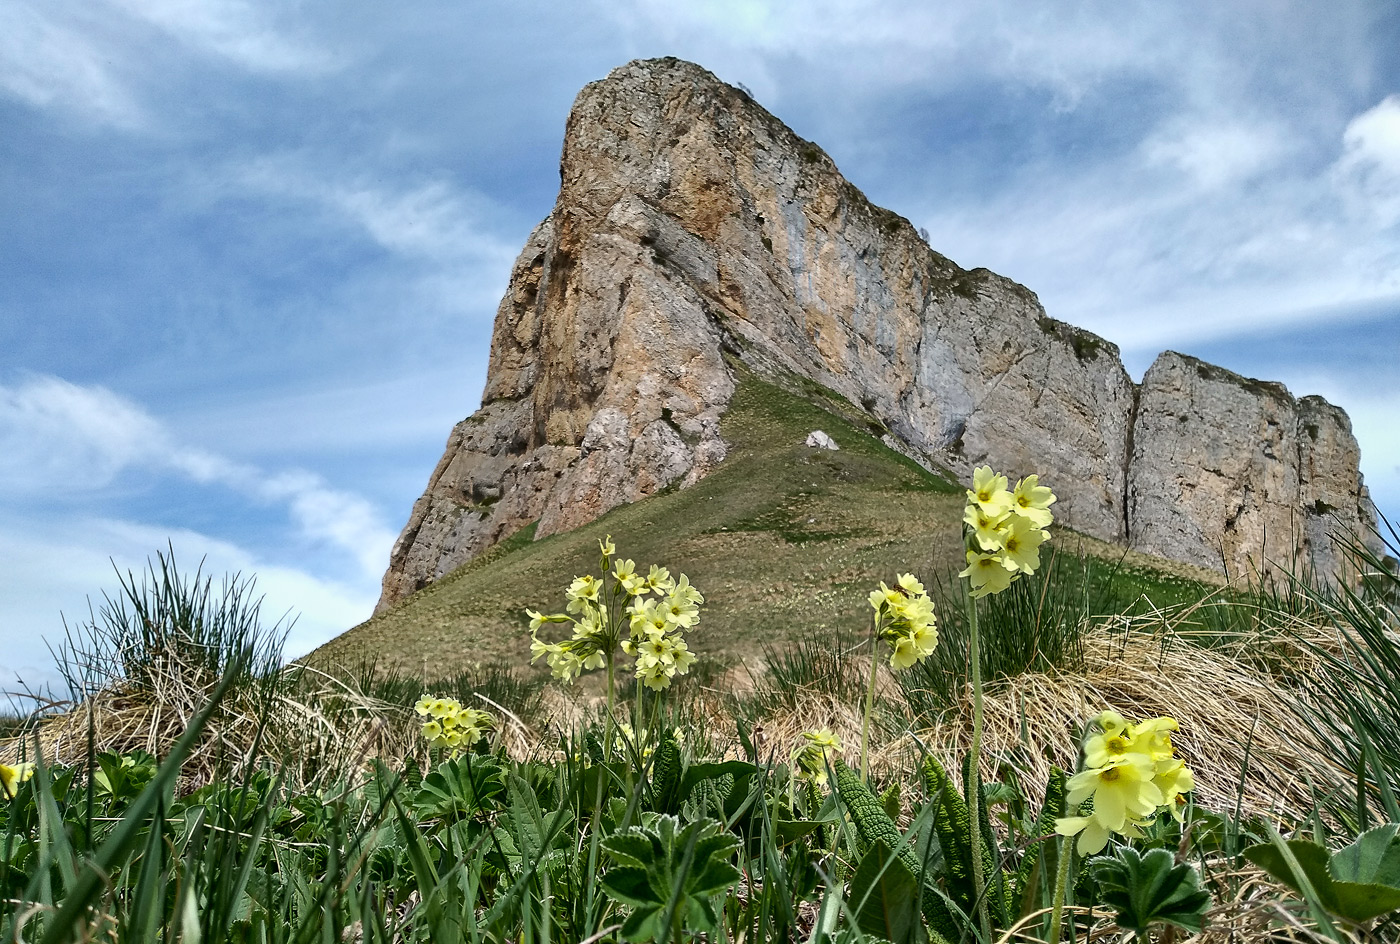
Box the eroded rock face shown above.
[1127,353,1374,579]
[377,58,1374,609]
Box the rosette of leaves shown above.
[411,756,505,824]
[1092,847,1211,940]
[600,814,742,942]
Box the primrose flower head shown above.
[871,574,938,667]
[645,564,675,594]
[639,660,676,691]
[960,468,1055,594]
[614,559,647,595]
[416,695,494,754]
[793,729,842,784]
[1128,716,1179,760]
[964,503,1010,552]
[1062,757,1163,849]
[1,762,34,800]
[1000,515,1049,575]
[897,573,925,596]
[529,542,703,689]
[565,574,602,613]
[1058,710,1195,855]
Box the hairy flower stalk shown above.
[957,465,1056,939]
[859,574,937,780]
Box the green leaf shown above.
[1328,881,1400,923]
[920,755,975,917]
[775,819,825,845]
[1014,767,1066,914]
[1246,833,1400,923]
[881,781,902,821]
[1331,824,1400,887]
[412,757,504,822]
[849,841,925,944]
[600,865,656,908]
[598,815,743,942]
[678,761,755,801]
[1093,847,1211,935]
[620,904,664,942]
[603,832,657,868]
[650,729,683,813]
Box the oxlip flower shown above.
[1,762,34,800]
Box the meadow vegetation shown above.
[3,375,1400,942]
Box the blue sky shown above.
[3,0,1398,694]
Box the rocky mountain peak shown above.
[376,58,1375,610]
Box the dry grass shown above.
[0,657,544,791]
[912,619,1346,824]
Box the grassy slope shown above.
[311,367,1218,680]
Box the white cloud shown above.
[258,471,395,579]
[0,374,229,489]
[1143,119,1288,191]
[1334,95,1400,227]
[0,516,378,696]
[0,375,395,581]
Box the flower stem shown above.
[1047,835,1074,944]
[860,611,881,782]
[605,654,616,762]
[964,579,992,941]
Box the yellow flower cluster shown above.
[528,535,703,691]
[1,761,34,800]
[1055,710,1196,855]
[792,729,842,785]
[958,466,1056,598]
[413,695,494,752]
[867,573,938,668]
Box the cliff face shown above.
[377,58,1375,610]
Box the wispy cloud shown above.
[0,0,332,128]
[1142,118,1290,191]
[0,2,144,126]
[0,375,395,580]
[234,156,517,268]
[105,0,336,74]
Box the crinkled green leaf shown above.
[1094,847,1211,934]
[600,865,656,908]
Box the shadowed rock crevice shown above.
[376,57,1374,612]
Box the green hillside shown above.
[311,365,1214,680]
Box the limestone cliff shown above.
[377,58,1374,610]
